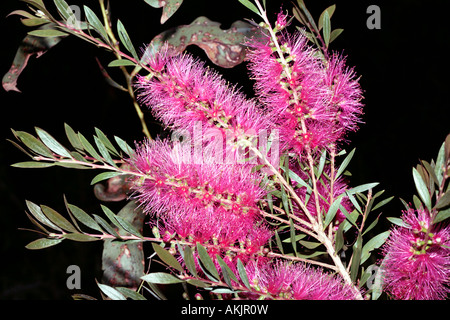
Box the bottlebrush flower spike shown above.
[135,52,269,151]
[243,259,360,300]
[380,208,450,300]
[246,15,364,155]
[128,138,271,249]
[324,53,364,141]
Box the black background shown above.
[0,0,449,299]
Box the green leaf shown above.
[296,0,319,33]
[347,183,379,195]
[97,283,127,300]
[371,196,394,211]
[115,287,146,300]
[94,136,117,167]
[11,161,54,168]
[287,170,311,192]
[299,240,322,249]
[114,215,143,238]
[91,172,123,186]
[360,231,390,264]
[237,258,250,289]
[100,205,124,232]
[196,243,220,281]
[186,279,210,288]
[83,5,108,41]
[316,149,327,179]
[93,214,120,238]
[141,272,184,284]
[436,190,450,209]
[35,127,72,158]
[324,195,342,229]
[41,205,78,233]
[318,5,336,30]
[94,128,119,156]
[387,217,410,228]
[13,130,54,158]
[289,219,297,254]
[329,28,344,43]
[412,167,432,210]
[26,200,62,231]
[238,0,260,16]
[117,20,138,60]
[274,230,284,254]
[78,133,103,162]
[27,29,68,37]
[107,59,136,67]
[25,238,63,250]
[321,10,331,47]
[152,243,183,272]
[433,207,450,224]
[216,255,234,288]
[334,222,345,253]
[21,18,49,27]
[67,204,103,232]
[335,148,355,180]
[114,136,134,156]
[54,0,71,20]
[183,246,198,277]
[64,123,84,152]
[350,234,362,281]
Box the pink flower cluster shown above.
[243,260,359,299]
[129,139,271,257]
[381,208,450,300]
[136,49,269,152]
[129,11,366,299]
[246,25,363,156]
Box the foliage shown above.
[4,0,450,300]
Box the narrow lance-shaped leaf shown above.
[67,203,103,232]
[117,20,138,60]
[152,243,183,272]
[183,245,198,277]
[412,167,432,210]
[35,127,72,158]
[360,231,390,264]
[94,136,117,167]
[141,272,184,284]
[237,258,250,289]
[26,238,64,250]
[94,128,120,156]
[97,282,126,300]
[318,5,336,30]
[322,10,331,47]
[40,205,78,233]
[83,5,108,42]
[335,148,355,179]
[196,243,220,281]
[13,130,54,158]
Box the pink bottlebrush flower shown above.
[380,208,450,300]
[246,23,364,156]
[135,53,269,151]
[128,138,271,248]
[243,259,360,299]
[324,53,364,142]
